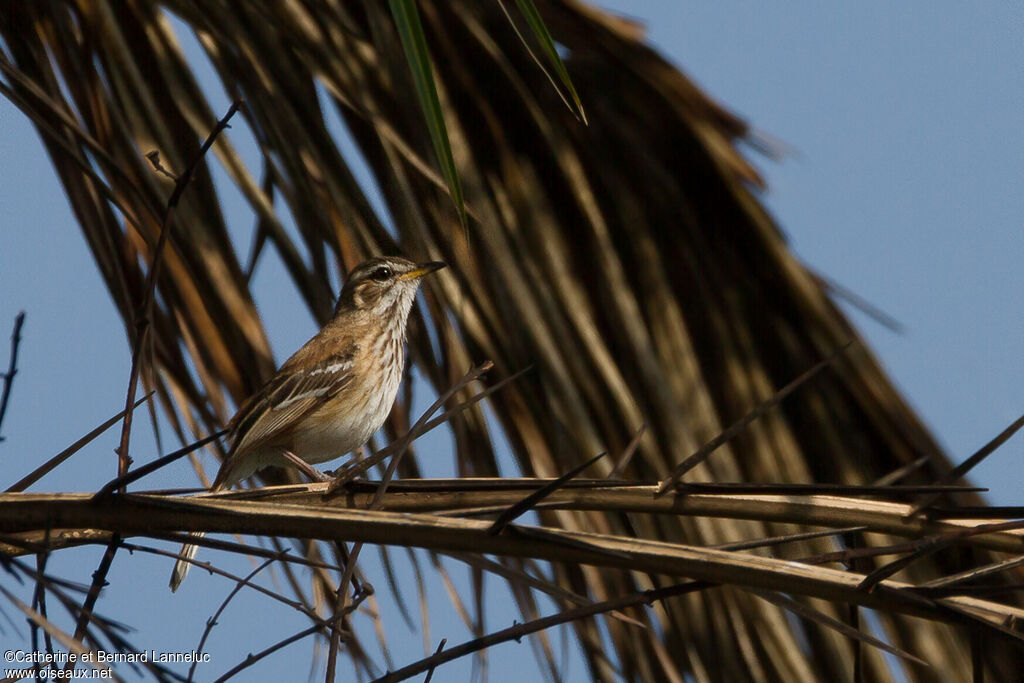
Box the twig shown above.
[914,583,1024,599]
[214,585,371,683]
[656,341,855,494]
[801,542,916,567]
[70,102,241,673]
[488,452,606,535]
[906,411,1024,516]
[217,625,325,683]
[922,554,1024,590]
[803,519,1024,570]
[857,536,950,592]
[7,394,152,492]
[928,506,1024,519]
[443,551,646,628]
[92,430,226,499]
[711,526,869,552]
[749,589,927,667]
[0,311,26,443]
[872,455,931,487]
[857,519,1024,592]
[144,532,343,574]
[325,362,494,682]
[116,100,242,486]
[375,365,485,501]
[119,542,311,618]
[188,552,287,682]
[810,268,905,334]
[0,585,110,675]
[423,639,447,683]
[374,361,493,509]
[144,151,178,181]
[374,580,711,682]
[3,556,144,671]
[328,362,522,490]
[30,527,54,678]
[607,423,646,479]
[673,483,985,496]
[69,534,120,645]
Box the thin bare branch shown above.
[423,638,447,683]
[0,585,111,676]
[92,430,226,499]
[144,151,178,182]
[69,535,119,644]
[922,554,1024,590]
[656,342,855,494]
[328,361,508,491]
[907,411,1024,516]
[188,552,287,683]
[119,541,311,619]
[712,526,869,552]
[7,394,153,493]
[608,423,646,479]
[214,586,372,683]
[748,589,928,667]
[443,551,645,628]
[374,580,710,682]
[810,268,905,334]
[60,101,243,667]
[114,100,243,486]
[857,519,1024,592]
[858,536,950,592]
[489,452,605,535]
[0,311,26,443]
[675,483,985,496]
[326,362,494,682]
[873,455,932,487]
[30,538,54,678]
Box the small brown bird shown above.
[169,256,445,590]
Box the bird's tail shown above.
[169,533,206,592]
[170,459,237,591]
[169,476,230,591]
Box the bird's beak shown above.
[399,261,447,280]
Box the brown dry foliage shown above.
[2,1,1021,681]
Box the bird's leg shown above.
[327,445,366,478]
[279,448,332,483]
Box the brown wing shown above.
[215,351,356,481]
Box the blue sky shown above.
[620,2,1024,504]
[1,3,1022,681]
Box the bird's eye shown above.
[370,266,393,281]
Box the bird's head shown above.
[336,256,446,319]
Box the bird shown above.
[169,256,446,591]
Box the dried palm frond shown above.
[1,0,1019,680]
